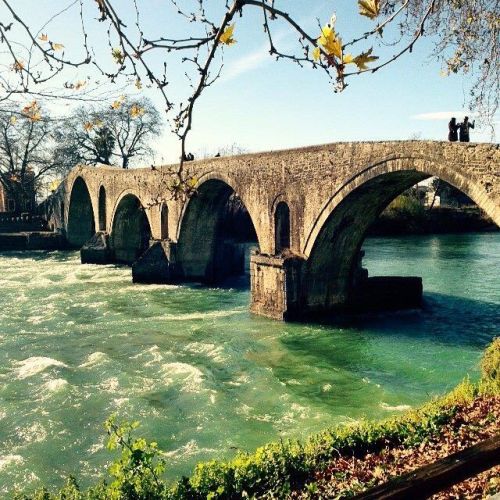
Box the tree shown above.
[0,103,66,211]
[429,178,473,209]
[0,0,497,171]
[55,97,162,169]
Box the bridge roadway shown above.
[45,141,500,320]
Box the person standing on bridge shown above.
[459,116,475,142]
[448,117,460,142]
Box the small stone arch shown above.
[160,203,169,239]
[98,185,107,232]
[67,176,95,248]
[110,193,151,264]
[177,177,259,283]
[274,201,291,253]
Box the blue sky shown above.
[1,1,496,164]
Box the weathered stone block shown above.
[132,240,179,283]
[250,251,304,320]
[81,231,111,264]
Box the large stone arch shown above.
[67,176,95,248]
[110,193,152,264]
[177,177,259,283]
[301,156,499,313]
[304,156,499,256]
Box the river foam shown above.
[161,362,205,393]
[13,357,68,380]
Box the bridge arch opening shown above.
[160,203,169,239]
[177,179,258,284]
[67,177,95,248]
[302,165,498,315]
[275,201,291,253]
[98,186,107,231]
[110,194,151,264]
[303,170,436,312]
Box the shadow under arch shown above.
[67,176,95,248]
[177,178,259,283]
[110,194,151,264]
[275,201,291,253]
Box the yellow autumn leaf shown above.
[219,24,236,45]
[312,46,321,62]
[22,101,42,121]
[74,80,87,90]
[94,119,104,127]
[84,121,94,131]
[12,60,25,73]
[39,33,49,42]
[353,47,379,70]
[130,104,145,118]
[318,25,334,48]
[52,42,65,51]
[358,0,380,19]
[135,78,142,90]
[329,36,343,59]
[318,25,342,59]
[111,95,125,109]
[49,179,61,192]
[342,53,355,65]
[112,48,125,64]
[10,115,17,125]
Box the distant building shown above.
[414,184,440,207]
[0,171,36,214]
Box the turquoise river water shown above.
[0,233,498,494]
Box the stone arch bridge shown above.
[47,141,499,320]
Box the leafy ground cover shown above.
[293,395,499,499]
[15,339,499,500]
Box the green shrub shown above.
[385,192,425,218]
[481,337,500,388]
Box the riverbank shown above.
[16,339,500,499]
[0,231,64,251]
[369,207,497,236]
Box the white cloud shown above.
[221,46,271,82]
[221,29,290,83]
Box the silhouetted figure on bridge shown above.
[448,117,459,142]
[182,152,195,162]
[459,116,475,142]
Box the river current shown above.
[0,233,498,493]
